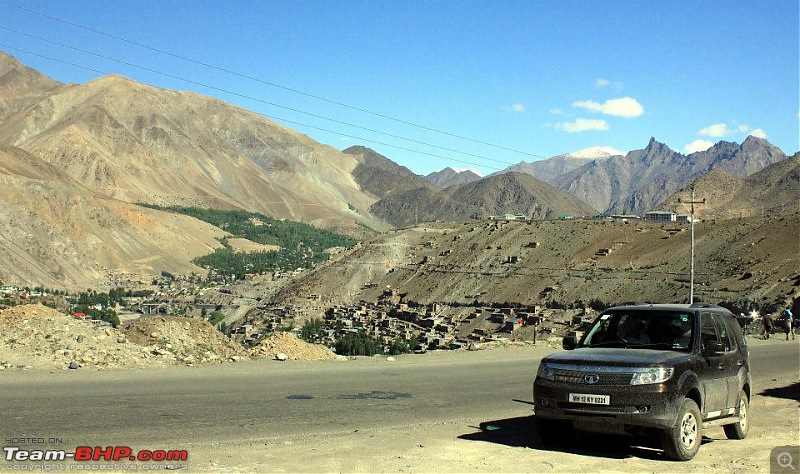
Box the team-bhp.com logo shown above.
[4,445,188,462]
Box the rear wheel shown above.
[723,389,749,440]
[535,418,574,446]
[662,398,702,461]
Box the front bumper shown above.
[533,378,679,431]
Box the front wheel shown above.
[662,398,702,461]
[723,389,749,440]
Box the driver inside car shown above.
[617,316,651,344]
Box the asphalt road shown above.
[1,341,797,451]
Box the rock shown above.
[275,352,288,361]
[68,360,80,369]
[386,356,396,362]
[468,343,480,351]
[116,336,127,344]
[76,335,85,343]
[152,348,173,356]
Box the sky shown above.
[1,0,797,176]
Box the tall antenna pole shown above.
[680,182,705,304]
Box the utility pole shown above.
[678,182,705,304]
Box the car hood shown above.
[542,348,689,367]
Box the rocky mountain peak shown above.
[425,167,482,188]
[566,146,624,159]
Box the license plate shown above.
[569,393,610,405]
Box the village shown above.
[0,277,594,358]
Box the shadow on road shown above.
[759,381,800,402]
[458,414,714,461]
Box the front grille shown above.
[552,369,633,386]
[557,402,627,413]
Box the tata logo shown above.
[584,374,600,384]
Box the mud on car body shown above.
[533,303,751,461]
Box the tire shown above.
[723,390,749,440]
[535,417,574,446]
[662,398,702,461]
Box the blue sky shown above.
[1,0,797,176]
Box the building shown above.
[644,211,676,222]
[676,214,700,223]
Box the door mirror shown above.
[562,335,578,350]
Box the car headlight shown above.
[630,367,673,385]
[537,362,556,381]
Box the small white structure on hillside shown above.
[644,211,676,222]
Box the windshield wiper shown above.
[624,342,675,349]
[586,339,627,348]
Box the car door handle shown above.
[736,360,743,367]
[718,363,725,370]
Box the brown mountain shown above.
[0,144,226,290]
[0,51,388,235]
[343,145,436,199]
[660,153,800,219]
[425,167,483,188]
[343,147,593,226]
[370,172,597,226]
[0,51,61,119]
[549,137,788,215]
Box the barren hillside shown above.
[0,145,227,290]
[0,52,388,235]
[270,214,800,309]
[661,153,800,219]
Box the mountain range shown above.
[0,50,796,290]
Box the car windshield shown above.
[581,309,694,350]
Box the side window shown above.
[714,314,738,352]
[700,312,719,352]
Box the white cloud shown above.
[749,128,767,139]
[685,139,715,153]
[595,78,610,88]
[559,118,610,133]
[738,124,750,132]
[572,97,644,118]
[697,123,730,137]
[549,108,563,115]
[511,103,526,112]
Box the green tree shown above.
[300,318,324,342]
[334,332,382,356]
[208,311,226,327]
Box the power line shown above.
[0,32,514,169]
[0,0,549,162]
[0,42,500,171]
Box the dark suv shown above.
[533,303,750,460]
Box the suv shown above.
[533,303,750,460]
